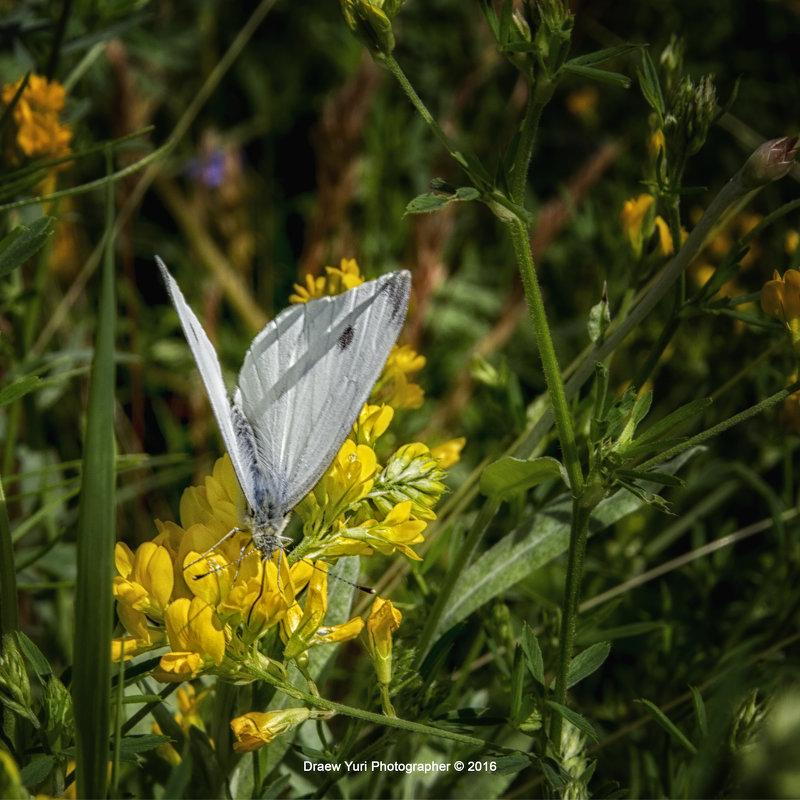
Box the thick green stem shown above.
[549,502,593,745]
[507,217,584,496]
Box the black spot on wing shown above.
[337,324,355,351]
[382,272,410,321]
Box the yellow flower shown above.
[430,437,466,468]
[230,708,311,753]
[564,86,598,122]
[299,440,378,531]
[111,601,166,662]
[620,194,654,255]
[648,130,666,159]
[374,345,425,409]
[653,216,674,255]
[175,684,211,733]
[154,597,226,681]
[351,403,394,447]
[153,721,182,767]
[366,596,402,686]
[761,269,800,335]
[113,541,173,621]
[328,500,427,560]
[216,555,295,637]
[282,564,364,660]
[289,258,365,303]
[785,230,799,256]
[178,453,240,531]
[1,74,72,165]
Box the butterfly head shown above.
[246,503,293,562]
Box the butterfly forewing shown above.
[156,256,263,512]
[236,271,411,511]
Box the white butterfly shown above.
[156,256,411,562]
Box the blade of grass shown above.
[72,147,117,800]
[0,473,19,634]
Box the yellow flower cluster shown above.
[113,260,462,742]
[289,258,365,302]
[1,74,72,166]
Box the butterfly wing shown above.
[236,270,411,513]
[156,256,263,511]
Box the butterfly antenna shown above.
[189,538,257,580]
[288,552,375,594]
[183,526,245,571]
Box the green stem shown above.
[518,163,758,458]
[510,81,553,206]
[549,502,592,746]
[640,381,800,472]
[507,217,583,496]
[245,664,518,754]
[382,54,473,178]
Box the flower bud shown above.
[0,635,35,725]
[231,708,312,752]
[341,0,404,58]
[366,597,402,686]
[742,137,798,189]
[43,675,73,749]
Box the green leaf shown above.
[19,755,58,788]
[15,631,52,680]
[521,623,544,685]
[629,390,654,430]
[494,754,533,775]
[633,397,712,447]
[587,289,611,344]
[498,0,513,45]
[72,159,116,800]
[566,44,640,68]
[405,192,453,215]
[430,450,698,646]
[615,468,685,487]
[0,217,56,280]
[637,49,665,121]
[636,698,698,754]
[566,641,611,688]
[480,456,566,500]
[579,621,665,645]
[546,702,599,742]
[562,63,632,87]
[404,186,479,216]
[455,186,480,201]
[690,685,708,739]
[116,734,173,759]
[0,375,41,408]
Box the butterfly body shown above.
[156,257,411,561]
